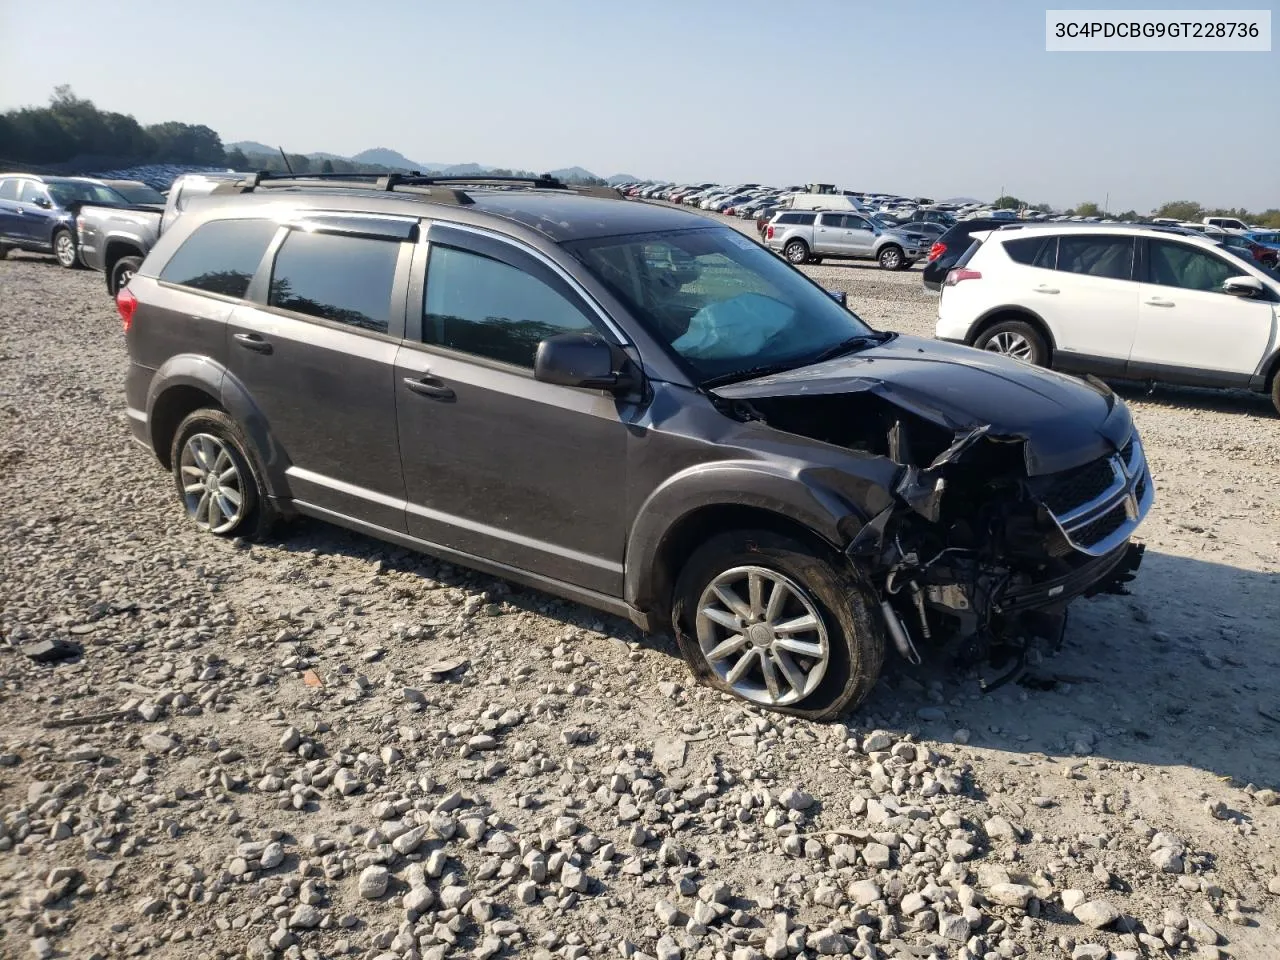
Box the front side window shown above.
[1148,239,1238,293]
[567,226,877,384]
[847,216,873,231]
[18,181,48,204]
[1057,235,1134,280]
[159,218,279,299]
[423,245,596,367]
[268,230,400,335]
[819,213,845,228]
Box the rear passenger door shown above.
[0,178,20,240]
[814,213,850,255]
[1005,232,1139,367]
[225,215,415,531]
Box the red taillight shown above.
[926,241,946,262]
[116,287,138,332]
[766,225,775,239]
[944,268,982,286]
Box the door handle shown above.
[402,376,455,401]
[1144,298,1175,307]
[1033,285,1059,294]
[233,332,273,354]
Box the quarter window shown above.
[423,245,595,368]
[1003,237,1047,266]
[1056,235,1133,280]
[158,219,279,299]
[1148,239,1238,293]
[268,230,400,335]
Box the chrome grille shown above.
[1041,438,1153,557]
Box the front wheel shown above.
[974,319,1048,366]
[784,240,810,264]
[1270,374,1280,417]
[54,229,81,269]
[110,256,143,296]
[877,246,904,270]
[672,530,884,720]
[170,409,275,539]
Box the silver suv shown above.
[764,210,923,270]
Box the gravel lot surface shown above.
[2,217,1279,960]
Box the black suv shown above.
[120,173,1151,719]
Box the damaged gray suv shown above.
[120,172,1152,720]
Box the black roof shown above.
[465,192,712,242]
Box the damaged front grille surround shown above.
[1043,437,1153,557]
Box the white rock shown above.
[1073,900,1121,929]
[358,865,389,900]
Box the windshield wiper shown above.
[806,330,896,365]
[701,362,804,389]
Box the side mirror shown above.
[534,332,636,392]
[826,290,848,307]
[1223,275,1264,298]
[34,196,52,209]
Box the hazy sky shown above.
[1,0,1276,211]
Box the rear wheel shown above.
[784,239,810,265]
[672,529,884,720]
[109,256,143,296]
[1270,373,1280,417]
[170,409,275,540]
[0,243,10,260]
[53,230,81,269]
[974,319,1048,366]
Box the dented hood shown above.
[710,334,1133,476]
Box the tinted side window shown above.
[1033,236,1058,269]
[1003,237,1046,265]
[846,216,873,231]
[819,213,845,228]
[159,219,279,299]
[0,178,17,201]
[423,245,595,368]
[1057,235,1133,280]
[268,230,399,334]
[1147,240,1237,293]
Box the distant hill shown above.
[608,173,639,185]
[228,140,609,182]
[351,147,428,170]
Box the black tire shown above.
[672,529,885,721]
[109,256,143,296]
[810,257,824,264]
[1270,374,1280,418]
[973,319,1049,366]
[784,239,810,265]
[877,245,904,270]
[170,408,276,540]
[53,229,81,269]
[0,243,10,260]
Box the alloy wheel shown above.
[179,433,245,534]
[694,565,830,707]
[55,233,76,267]
[984,332,1034,361]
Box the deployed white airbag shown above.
[671,292,794,359]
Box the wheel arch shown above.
[624,464,871,629]
[968,306,1057,360]
[104,238,145,274]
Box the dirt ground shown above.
[1,222,1278,960]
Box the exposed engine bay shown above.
[714,376,1153,690]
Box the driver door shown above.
[394,224,630,596]
[843,214,878,256]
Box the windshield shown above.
[46,181,127,206]
[113,183,166,204]
[566,226,876,384]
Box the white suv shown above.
[935,223,1280,414]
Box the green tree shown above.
[1075,201,1102,218]
[321,158,335,174]
[992,195,1024,209]
[1155,200,1203,221]
[225,147,249,170]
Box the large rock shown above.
[1073,900,1121,929]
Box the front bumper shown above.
[996,540,1145,616]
